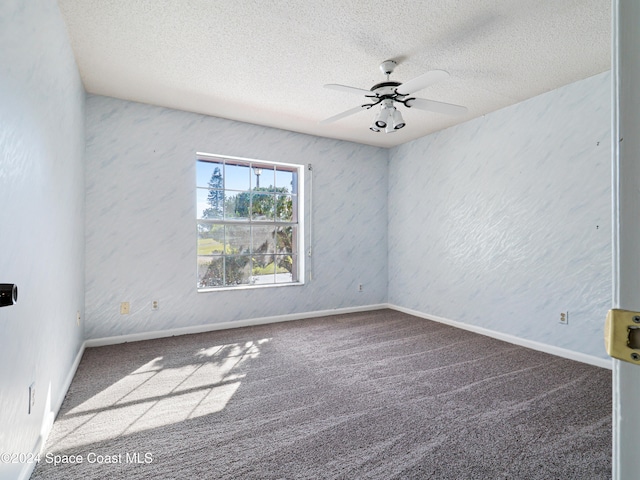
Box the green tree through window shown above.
[203,167,223,219]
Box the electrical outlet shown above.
[559,312,569,325]
[358,284,363,292]
[28,382,35,414]
[120,302,130,315]
[151,300,159,311]
[76,311,81,326]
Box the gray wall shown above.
[84,95,389,339]
[388,71,611,359]
[0,1,86,478]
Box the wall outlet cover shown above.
[120,302,130,315]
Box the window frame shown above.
[196,152,305,292]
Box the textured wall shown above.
[0,1,85,477]
[388,71,611,359]
[85,96,388,339]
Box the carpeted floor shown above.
[31,309,611,479]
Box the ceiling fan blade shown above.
[319,105,367,124]
[396,70,450,95]
[324,84,375,97]
[406,97,468,116]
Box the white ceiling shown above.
[57,0,611,148]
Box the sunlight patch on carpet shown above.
[48,339,269,452]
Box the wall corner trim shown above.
[387,304,612,370]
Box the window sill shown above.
[198,281,305,293]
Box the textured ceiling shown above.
[57,0,610,148]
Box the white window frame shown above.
[196,152,304,291]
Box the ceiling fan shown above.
[320,60,468,133]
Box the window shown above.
[196,153,303,290]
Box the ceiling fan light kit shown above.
[391,107,405,129]
[370,100,405,133]
[322,60,468,133]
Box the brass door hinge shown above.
[605,309,640,363]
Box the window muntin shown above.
[196,154,302,290]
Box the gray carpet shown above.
[31,309,611,479]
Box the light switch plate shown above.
[28,382,35,414]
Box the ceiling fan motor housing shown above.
[370,81,402,95]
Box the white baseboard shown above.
[387,304,612,370]
[19,341,87,480]
[85,304,389,348]
[56,341,86,415]
[85,303,612,369]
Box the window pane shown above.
[196,188,209,220]
[253,165,274,191]
[198,223,224,255]
[224,163,250,191]
[275,169,294,193]
[275,226,293,253]
[276,195,293,222]
[252,255,275,285]
[224,255,251,285]
[291,195,298,223]
[253,226,275,253]
[224,192,250,220]
[226,225,251,254]
[197,187,224,220]
[198,256,223,288]
[275,255,294,283]
[251,193,275,220]
[196,160,223,188]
